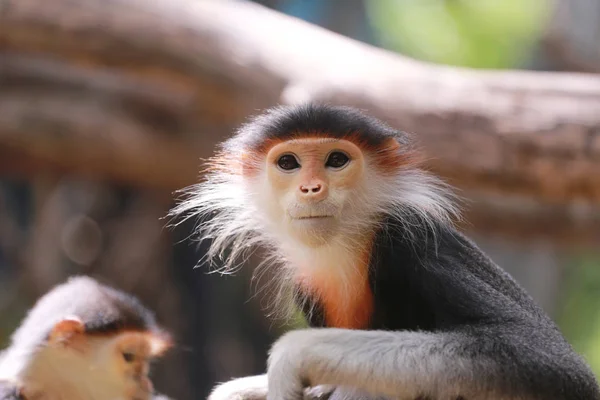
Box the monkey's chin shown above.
[289,216,337,247]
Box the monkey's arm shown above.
[208,374,336,400]
[0,380,23,400]
[152,393,177,400]
[266,328,508,400]
[209,374,269,400]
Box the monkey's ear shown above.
[147,332,173,357]
[47,316,85,346]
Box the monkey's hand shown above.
[0,380,23,400]
[267,328,482,400]
[303,385,335,400]
[207,374,335,400]
[208,375,269,400]
[267,329,399,400]
[266,330,324,400]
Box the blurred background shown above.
[1,0,600,399]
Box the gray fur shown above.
[172,104,599,400]
[266,329,506,400]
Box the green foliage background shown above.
[558,258,600,374]
[366,0,551,69]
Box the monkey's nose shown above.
[300,183,322,194]
[298,182,328,201]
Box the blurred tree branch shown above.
[540,0,600,73]
[1,0,600,244]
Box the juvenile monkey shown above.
[171,103,600,400]
[0,276,172,400]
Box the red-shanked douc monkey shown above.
[0,276,173,400]
[171,103,600,400]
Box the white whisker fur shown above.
[168,151,460,322]
[174,105,599,400]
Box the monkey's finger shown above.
[0,380,22,400]
[303,385,335,400]
[208,375,269,400]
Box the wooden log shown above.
[1,0,600,244]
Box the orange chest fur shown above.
[320,277,374,329]
[297,262,374,329]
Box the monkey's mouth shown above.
[288,205,337,222]
[295,215,333,220]
[291,215,336,232]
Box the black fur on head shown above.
[223,103,413,153]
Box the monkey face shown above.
[86,331,170,400]
[263,138,366,247]
[117,331,172,397]
[108,332,156,399]
[17,329,168,400]
[63,330,169,400]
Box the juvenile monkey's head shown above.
[0,276,172,400]
[171,103,458,272]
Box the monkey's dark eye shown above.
[277,154,300,171]
[122,352,135,363]
[326,152,350,169]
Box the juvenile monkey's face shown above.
[263,138,366,246]
[87,331,171,399]
[20,327,171,400]
[108,332,164,398]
